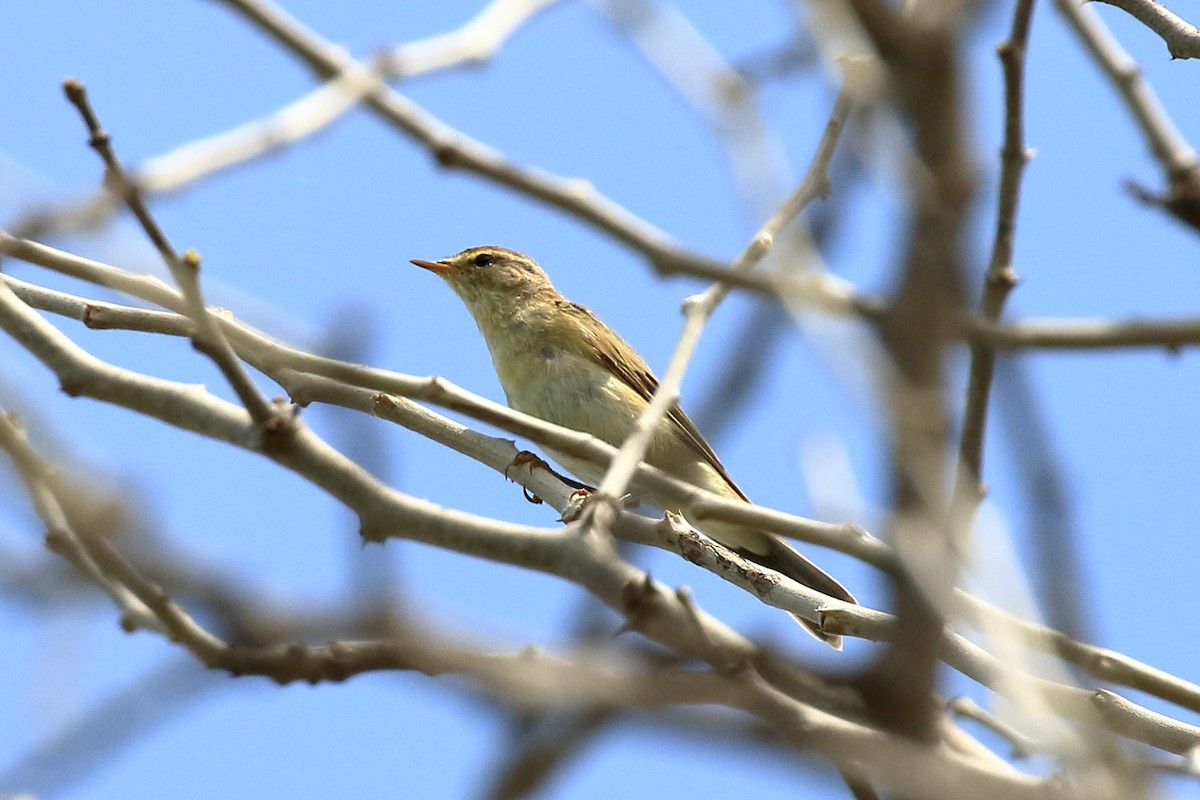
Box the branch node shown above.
[59,378,86,397]
[359,519,389,545]
[434,143,462,168]
[182,249,202,272]
[618,571,659,633]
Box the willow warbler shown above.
[411,245,856,646]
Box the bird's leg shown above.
[561,489,641,522]
[560,488,593,522]
[505,450,594,505]
[505,450,638,519]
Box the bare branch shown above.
[949,697,1039,760]
[1090,0,1200,59]
[1056,0,1200,231]
[61,79,281,427]
[0,356,1071,797]
[379,0,562,76]
[975,315,1200,350]
[594,75,857,503]
[956,0,1036,497]
[8,268,1200,729]
[842,0,976,743]
[0,413,155,628]
[7,261,1200,762]
[208,0,729,279]
[16,1,560,242]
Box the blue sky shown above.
[3,1,1200,797]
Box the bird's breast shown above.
[497,346,642,445]
[485,331,727,494]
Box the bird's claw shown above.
[505,450,547,481]
[507,450,603,512]
[559,488,593,522]
[507,450,549,504]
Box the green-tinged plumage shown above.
[411,245,856,646]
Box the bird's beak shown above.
[410,258,452,275]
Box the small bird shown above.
[411,245,856,646]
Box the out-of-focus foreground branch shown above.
[4,1,1200,798]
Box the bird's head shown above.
[410,246,555,316]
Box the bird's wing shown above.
[559,300,750,502]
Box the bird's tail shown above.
[737,536,857,650]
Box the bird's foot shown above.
[560,488,593,522]
[506,450,549,504]
[559,489,639,523]
[506,450,596,506]
[505,450,547,482]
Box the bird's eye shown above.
[472,252,495,267]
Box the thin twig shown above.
[379,0,562,76]
[1091,0,1200,59]
[60,79,280,428]
[974,314,1200,350]
[211,0,730,279]
[0,412,156,629]
[1058,0,1200,232]
[594,78,857,502]
[955,0,1036,500]
[1055,0,1199,178]
[17,1,559,242]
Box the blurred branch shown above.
[6,267,1200,711]
[5,271,1200,762]
[824,601,1200,756]
[692,300,790,438]
[1091,0,1200,59]
[482,708,614,799]
[316,307,403,606]
[0,659,224,797]
[209,0,734,279]
[16,65,382,240]
[15,0,560,242]
[603,0,795,207]
[379,0,561,75]
[948,696,1039,759]
[212,0,561,84]
[952,590,1200,716]
[993,357,1092,643]
[592,76,856,506]
[0,414,153,625]
[843,0,974,743]
[973,314,1200,350]
[0,399,1064,799]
